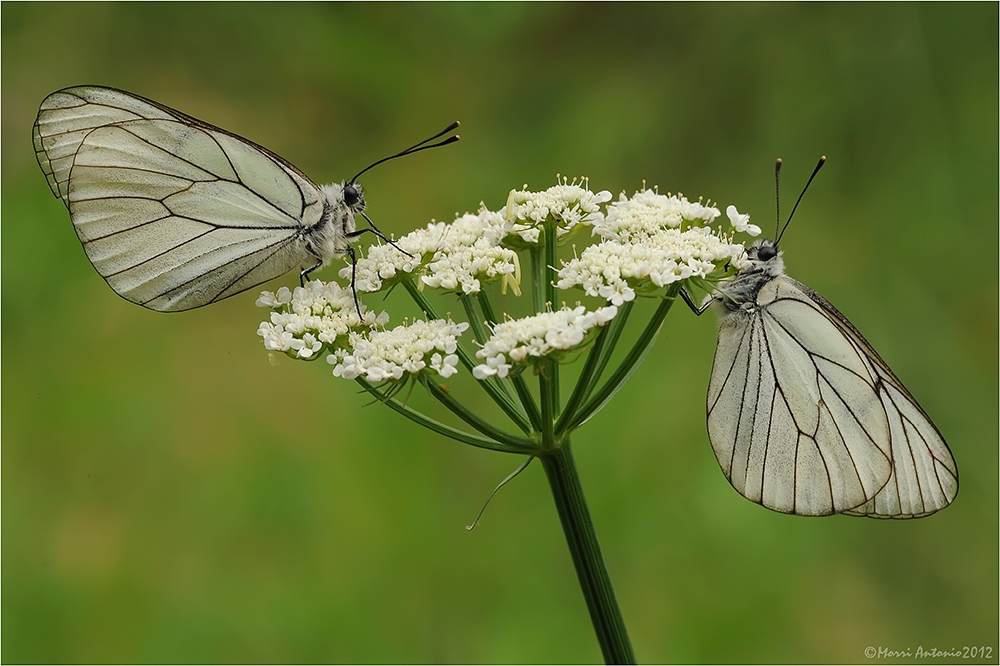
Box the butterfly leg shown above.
[359,212,415,258]
[301,259,322,286]
[299,245,364,319]
[680,288,713,316]
[344,245,364,320]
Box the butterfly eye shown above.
[757,244,778,261]
[343,183,361,207]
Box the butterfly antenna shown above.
[774,158,783,240]
[776,156,826,244]
[351,121,460,183]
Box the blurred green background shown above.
[3,3,997,663]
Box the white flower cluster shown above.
[473,305,618,379]
[421,211,521,295]
[503,178,613,243]
[328,319,470,381]
[555,189,756,305]
[557,226,747,305]
[340,231,433,293]
[256,282,389,359]
[591,188,722,240]
[344,208,520,295]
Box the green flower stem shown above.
[543,220,561,413]
[538,357,559,451]
[530,245,546,314]
[568,287,680,431]
[543,220,559,309]
[460,292,492,347]
[401,279,467,365]
[554,323,610,436]
[540,443,636,665]
[403,279,531,435]
[458,294,521,403]
[510,374,543,432]
[584,300,635,401]
[475,288,500,325]
[356,378,528,454]
[459,294,535,433]
[423,379,537,451]
[478,290,542,431]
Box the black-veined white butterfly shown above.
[684,158,958,518]
[33,85,458,312]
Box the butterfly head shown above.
[715,239,786,311]
[742,239,785,277]
[341,181,367,213]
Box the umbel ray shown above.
[682,158,958,518]
[33,85,459,316]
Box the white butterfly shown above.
[686,160,958,518]
[33,85,457,312]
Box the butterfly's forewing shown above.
[708,276,894,516]
[35,86,327,312]
[798,286,959,518]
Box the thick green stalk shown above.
[543,220,559,309]
[541,444,636,664]
[510,373,543,432]
[402,279,473,370]
[475,288,501,326]
[460,292,491,345]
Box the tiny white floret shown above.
[726,205,761,236]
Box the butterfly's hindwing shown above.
[791,281,959,518]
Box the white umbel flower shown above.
[256,281,389,358]
[473,305,618,379]
[420,211,521,294]
[503,177,613,244]
[592,189,722,241]
[345,208,520,296]
[328,319,469,381]
[554,187,754,304]
[557,227,748,305]
[339,230,438,293]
